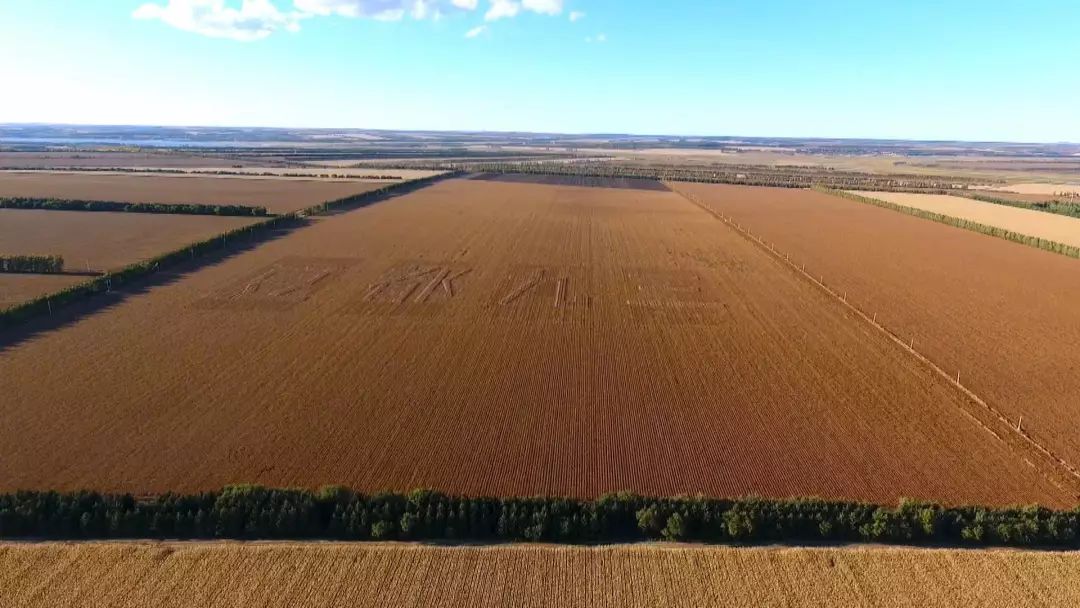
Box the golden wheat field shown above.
[850,191,1080,248]
[3,542,1079,608]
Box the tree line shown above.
[348,159,989,192]
[0,168,406,180]
[822,188,1080,261]
[0,197,268,217]
[0,255,64,274]
[1,486,1076,547]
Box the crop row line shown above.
[665,183,1080,501]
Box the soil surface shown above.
[678,182,1080,481]
[0,179,1069,506]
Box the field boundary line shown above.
[818,187,1080,261]
[0,172,462,333]
[666,182,1080,500]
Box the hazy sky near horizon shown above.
[2,1,1078,142]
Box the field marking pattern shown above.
[668,182,1080,500]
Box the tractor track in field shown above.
[667,181,1080,502]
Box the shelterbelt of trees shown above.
[351,160,990,192]
[2,486,1078,548]
[824,188,1080,261]
[0,197,268,217]
[0,255,64,274]
[0,172,459,330]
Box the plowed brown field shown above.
[0,180,1069,506]
[675,182,1080,482]
[0,173,390,214]
[0,209,261,272]
[4,542,1080,608]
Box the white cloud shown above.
[521,0,561,15]
[585,32,606,43]
[485,0,518,21]
[484,0,562,21]
[294,0,409,19]
[465,24,487,37]
[135,0,564,40]
[133,0,303,41]
[568,10,584,22]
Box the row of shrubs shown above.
[0,197,268,217]
[965,193,1080,219]
[0,255,64,274]
[819,188,1080,260]
[1,486,1076,547]
[0,173,461,330]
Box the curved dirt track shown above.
[4,542,1080,608]
[676,183,1080,483]
[0,179,1070,506]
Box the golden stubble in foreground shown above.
[3,542,1080,608]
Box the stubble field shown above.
[0,208,261,272]
[851,190,1080,248]
[0,173,391,214]
[0,152,248,169]
[4,542,1079,608]
[675,182,1080,480]
[0,179,1068,506]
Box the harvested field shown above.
[0,274,87,310]
[470,172,669,191]
[157,167,445,180]
[0,179,1068,506]
[971,189,1061,203]
[989,182,1080,196]
[0,152,247,169]
[0,173,390,214]
[851,191,1080,248]
[4,542,1080,608]
[0,209,260,272]
[675,182,1080,480]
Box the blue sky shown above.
[1,1,1078,142]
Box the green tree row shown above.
[0,255,64,274]
[819,188,1080,261]
[0,197,268,217]
[1,486,1077,548]
[349,160,988,191]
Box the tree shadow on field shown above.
[0,176,452,354]
[0,221,308,355]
